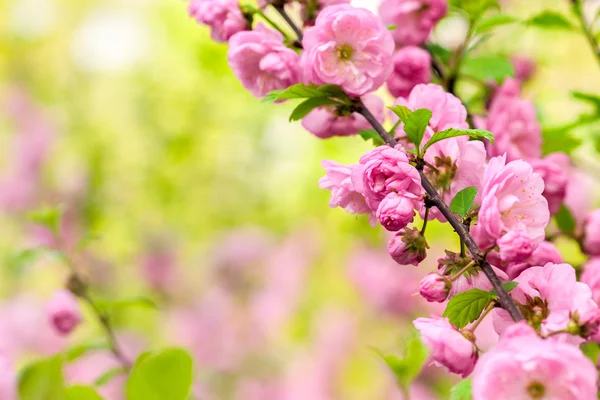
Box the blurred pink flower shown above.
[584,209,600,256]
[301,5,395,96]
[581,258,600,305]
[511,54,536,82]
[45,290,81,336]
[379,0,448,46]
[0,354,16,400]
[188,0,248,42]
[387,46,431,98]
[139,241,178,292]
[530,153,569,216]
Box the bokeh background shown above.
[1,0,600,398]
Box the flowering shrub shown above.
[5,0,600,398]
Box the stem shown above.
[254,9,290,40]
[460,237,466,257]
[573,0,600,68]
[421,207,430,234]
[450,260,476,282]
[471,301,495,331]
[355,107,524,323]
[274,5,304,41]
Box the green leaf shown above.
[490,281,519,297]
[460,55,514,83]
[289,97,340,121]
[555,204,576,234]
[450,378,473,400]
[373,332,428,391]
[450,187,478,218]
[443,289,493,328]
[526,11,574,30]
[95,297,157,318]
[425,43,452,64]
[542,127,582,155]
[63,341,111,362]
[423,128,494,153]
[387,105,412,123]
[19,356,66,400]
[475,14,518,34]
[28,206,64,235]
[572,91,600,112]
[125,348,193,400]
[263,83,348,103]
[404,108,432,149]
[581,342,600,364]
[387,24,397,30]
[358,129,385,146]
[65,386,103,400]
[9,248,57,272]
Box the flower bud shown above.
[387,227,428,266]
[497,228,535,263]
[376,193,416,232]
[578,309,600,338]
[419,273,451,303]
[46,290,81,336]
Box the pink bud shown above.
[46,290,81,336]
[419,273,451,303]
[497,229,535,263]
[376,193,416,232]
[579,309,600,338]
[387,46,431,98]
[387,228,428,266]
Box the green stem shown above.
[450,260,476,282]
[421,207,430,234]
[471,301,495,331]
[572,0,600,68]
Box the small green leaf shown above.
[372,332,428,391]
[526,11,574,30]
[64,341,111,362]
[450,187,478,218]
[443,288,493,328]
[450,378,473,400]
[263,83,348,103]
[358,129,385,146]
[404,108,432,149]
[387,105,412,123]
[423,128,494,153]
[425,43,452,64]
[19,356,66,400]
[125,348,193,400]
[572,91,600,112]
[475,14,518,34]
[66,386,103,400]
[461,55,514,83]
[581,342,600,364]
[289,97,340,121]
[490,281,519,298]
[28,206,64,235]
[555,204,576,234]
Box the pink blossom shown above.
[564,169,594,233]
[318,160,374,220]
[581,258,600,305]
[496,240,563,280]
[376,193,417,231]
[474,155,549,248]
[413,316,477,377]
[300,5,395,96]
[511,54,536,82]
[387,46,431,98]
[227,25,300,98]
[472,322,597,400]
[302,94,384,138]
[0,354,16,400]
[45,290,81,336]
[419,273,450,302]
[478,85,542,161]
[139,242,178,292]
[497,228,535,263]
[584,209,600,256]
[493,263,597,338]
[349,248,420,314]
[351,145,423,211]
[299,0,352,25]
[188,0,248,42]
[529,153,569,215]
[379,0,448,46]
[387,228,428,266]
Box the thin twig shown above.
[274,5,304,41]
[572,0,600,68]
[470,301,495,331]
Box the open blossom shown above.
[393,84,468,146]
[473,155,549,248]
[379,0,448,46]
[300,5,395,96]
[530,153,569,215]
[419,273,450,303]
[351,145,423,211]
[492,240,563,280]
[387,228,428,266]
[386,47,431,98]
[581,258,600,304]
[45,290,81,336]
[227,25,300,98]
[376,193,417,232]
[497,228,535,263]
[188,0,248,42]
[472,322,597,400]
[493,263,597,339]
[584,209,600,256]
[302,94,384,139]
[478,83,542,161]
[413,316,477,377]
[319,160,374,221]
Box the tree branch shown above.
[355,104,524,323]
[274,5,304,41]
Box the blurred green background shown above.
[1,0,600,398]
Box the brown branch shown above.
[274,5,304,42]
